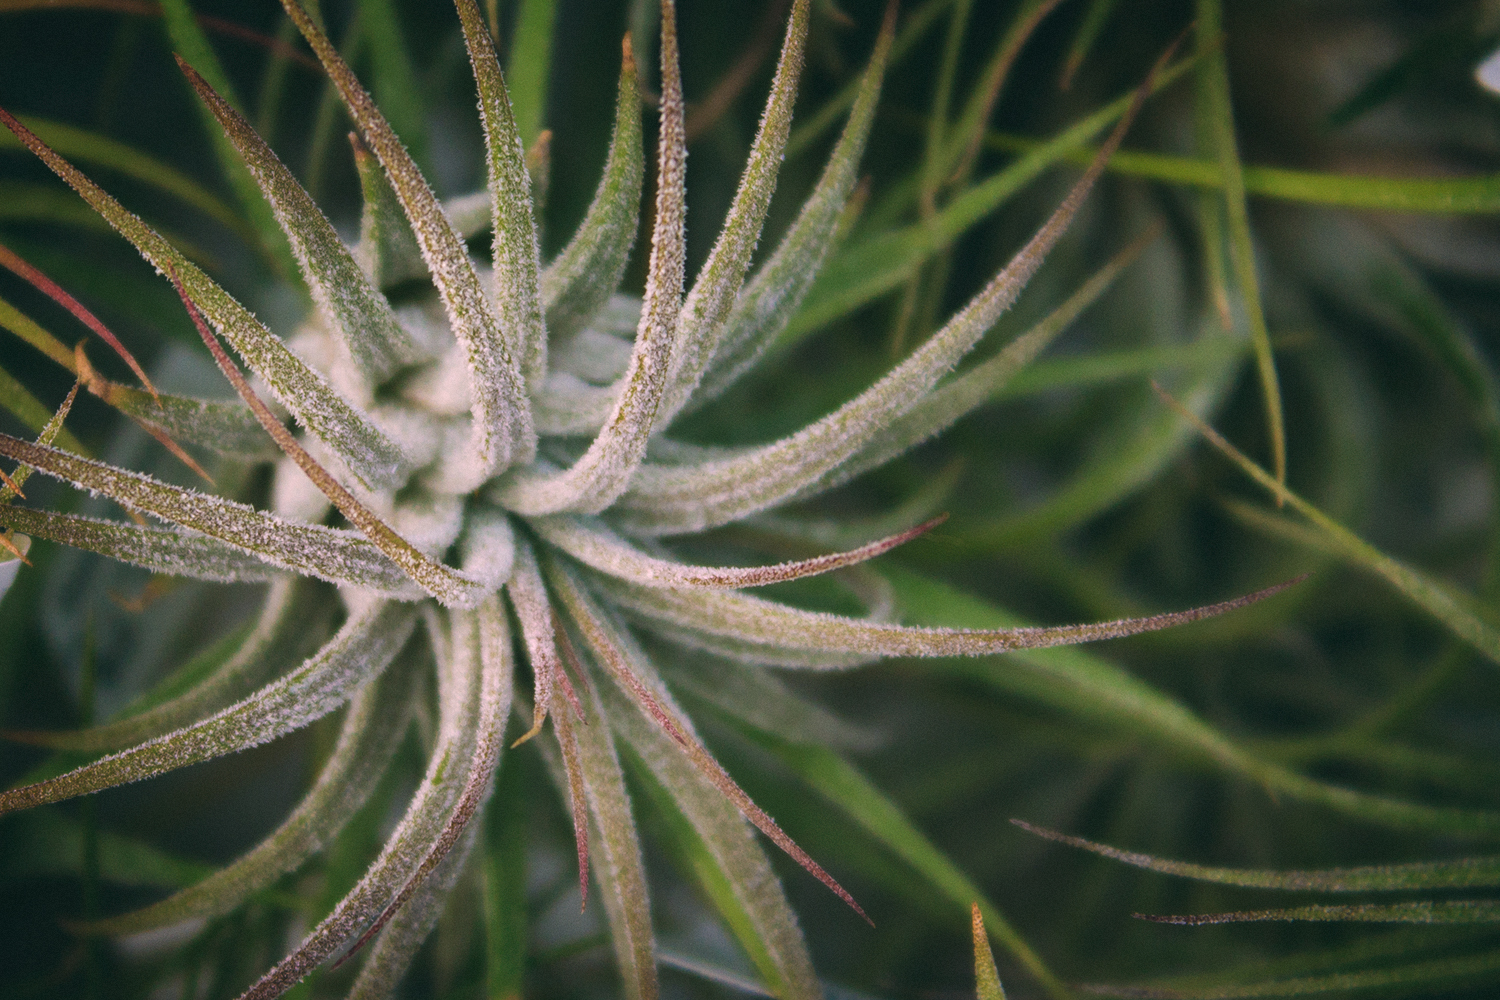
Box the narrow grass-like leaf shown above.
[1091,949,1500,1000]
[550,660,659,1000]
[605,678,821,1000]
[802,230,1151,498]
[505,536,560,746]
[0,436,423,596]
[177,58,418,382]
[973,904,1007,1000]
[455,0,547,391]
[955,359,1237,551]
[82,649,416,934]
[538,37,643,343]
[1195,0,1284,483]
[239,607,484,1000]
[786,52,1196,344]
[618,45,1168,533]
[983,134,1500,214]
[106,383,277,460]
[494,0,686,515]
[1011,821,1500,891]
[0,506,303,586]
[1060,0,1121,89]
[8,577,306,753]
[1140,902,1500,926]
[689,1,893,410]
[0,109,412,490]
[549,560,871,924]
[534,512,939,589]
[505,0,557,148]
[342,596,513,961]
[158,0,294,274]
[355,0,427,164]
[280,0,534,479]
[654,0,809,426]
[0,599,415,814]
[596,564,1298,660]
[889,565,1500,836]
[0,115,249,238]
[351,134,427,288]
[944,0,1067,187]
[482,742,529,1000]
[734,724,1088,1000]
[1157,385,1500,670]
[170,276,488,608]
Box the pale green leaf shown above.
[178,58,419,382]
[0,599,415,814]
[84,648,417,934]
[280,0,534,480]
[494,0,686,515]
[539,40,643,343]
[0,111,413,490]
[239,606,487,1000]
[0,435,423,597]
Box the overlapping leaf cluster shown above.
[2,1,1499,999]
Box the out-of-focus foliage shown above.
[1,1,1499,999]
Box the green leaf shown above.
[82,649,417,935]
[280,0,534,481]
[0,115,250,241]
[888,565,1500,837]
[352,136,427,288]
[0,436,423,597]
[538,37,643,343]
[734,725,1071,1000]
[456,0,548,390]
[1194,0,1284,484]
[0,111,413,491]
[1161,392,1500,671]
[177,57,420,383]
[0,600,415,814]
[785,51,1197,344]
[505,0,557,148]
[494,0,687,516]
[973,904,1008,1000]
[1141,901,1500,926]
[158,0,296,275]
[355,0,428,164]
[1011,822,1500,892]
[107,384,278,461]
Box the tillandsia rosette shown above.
[0,0,1336,997]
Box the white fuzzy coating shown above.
[239,603,488,1000]
[281,0,534,478]
[0,434,421,597]
[654,0,810,428]
[492,0,688,517]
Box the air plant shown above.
[0,1,1306,997]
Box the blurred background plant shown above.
[1,0,1499,998]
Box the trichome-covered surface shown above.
[0,2,1499,999]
